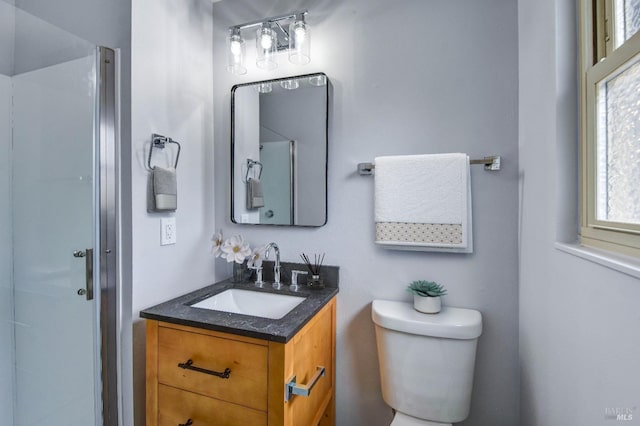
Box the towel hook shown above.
[147,133,181,170]
[244,159,263,183]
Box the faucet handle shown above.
[290,270,308,291]
[249,265,265,288]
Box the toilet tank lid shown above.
[371,300,482,340]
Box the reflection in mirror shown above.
[231,73,328,226]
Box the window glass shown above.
[614,0,640,48]
[596,53,640,224]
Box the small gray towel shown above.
[246,177,264,209]
[153,166,177,211]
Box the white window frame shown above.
[580,0,640,257]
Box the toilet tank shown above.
[372,300,482,424]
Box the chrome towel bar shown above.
[285,366,326,402]
[357,155,501,175]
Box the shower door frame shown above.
[97,46,119,426]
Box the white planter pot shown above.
[414,295,441,314]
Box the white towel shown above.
[374,153,472,253]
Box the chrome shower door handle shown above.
[73,248,94,301]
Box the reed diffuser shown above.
[300,253,325,289]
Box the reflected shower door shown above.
[11,52,100,425]
[260,140,294,225]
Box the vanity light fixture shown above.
[256,25,277,70]
[226,27,247,75]
[227,10,311,75]
[289,13,310,65]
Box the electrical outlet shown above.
[161,217,176,245]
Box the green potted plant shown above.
[407,280,447,314]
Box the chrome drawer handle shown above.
[177,359,231,379]
[285,366,326,401]
[179,419,193,426]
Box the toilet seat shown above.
[390,411,452,426]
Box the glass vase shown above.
[231,261,247,283]
[307,274,324,289]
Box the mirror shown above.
[231,73,328,226]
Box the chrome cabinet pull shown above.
[285,366,326,401]
[178,419,193,426]
[73,248,93,300]
[177,359,231,379]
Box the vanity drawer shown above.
[158,384,267,426]
[157,325,268,411]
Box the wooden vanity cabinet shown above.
[146,297,336,426]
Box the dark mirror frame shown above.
[230,72,329,227]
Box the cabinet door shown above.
[158,384,267,426]
[286,299,336,426]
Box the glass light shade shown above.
[308,74,327,86]
[256,82,273,93]
[289,20,310,65]
[280,79,299,90]
[256,26,277,70]
[226,32,246,75]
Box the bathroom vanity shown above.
[141,280,338,426]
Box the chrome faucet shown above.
[265,242,282,289]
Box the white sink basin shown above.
[190,289,305,319]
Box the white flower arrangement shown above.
[211,230,266,268]
[211,230,225,257]
[247,244,268,269]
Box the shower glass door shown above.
[260,140,294,225]
[1,3,103,425]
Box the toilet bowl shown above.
[372,300,482,425]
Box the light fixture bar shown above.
[229,10,308,32]
[272,21,290,50]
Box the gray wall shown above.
[130,0,214,424]
[518,0,640,424]
[213,0,520,424]
[11,6,94,75]
[232,86,260,223]
[0,2,15,75]
[260,86,326,225]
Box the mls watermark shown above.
[605,407,636,421]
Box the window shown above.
[580,0,640,256]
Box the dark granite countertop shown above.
[140,279,338,343]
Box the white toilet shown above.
[372,300,483,426]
